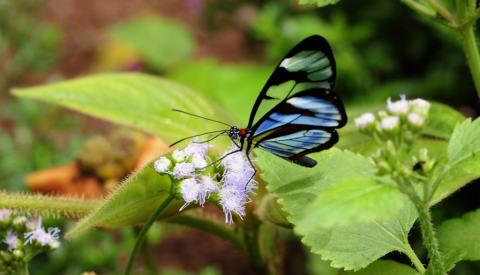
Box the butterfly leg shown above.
[243,142,257,190]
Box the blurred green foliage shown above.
[0,0,62,92]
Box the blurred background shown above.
[1,0,479,274]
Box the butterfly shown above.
[173,35,347,179]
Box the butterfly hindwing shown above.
[248,35,337,128]
[250,88,345,162]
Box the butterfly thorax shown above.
[229,126,252,141]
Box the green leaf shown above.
[298,0,341,7]
[423,102,465,139]
[338,260,419,275]
[256,148,418,271]
[65,154,186,238]
[298,178,404,230]
[167,59,272,126]
[424,249,466,275]
[109,16,194,70]
[12,73,234,149]
[437,209,480,261]
[432,118,480,204]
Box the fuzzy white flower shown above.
[179,178,201,211]
[198,176,218,201]
[192,154,208,170]
[221,148,248,173]
[381,116,400,130]
[3,230,19,252]
[172,150,186,163]
[218,186,247,224]
[387,94,410,115]
[26,217,41,231]
[354,113,375,129]
[0,209,11,221]
[184,137,212,159]
[24,217,61,246]
[410,98,431,116]
[154,157,171,173]
[408,113,425,126]
[172,162,195,179]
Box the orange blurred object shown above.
[27,136,170,199]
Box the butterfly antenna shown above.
[170,130,227,147]
[172,109,232,127]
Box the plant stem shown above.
[404,243,426,274]
[424,0,457,24]
[402,179,445,274]
[123,195,174,275]
[242,214,265,274]
[460,23,480,98]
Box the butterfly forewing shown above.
[248,35,337,128]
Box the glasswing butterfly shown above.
[172,35,347,180]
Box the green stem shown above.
[460,20,480,98]
[140,230,159,273]
[20,263,29,275]
[402,179,445,274]
[404,242,426,274]
[242,214,265,274]
[123,195,174,275]
[165,214,246,251]
[424,0,457,24]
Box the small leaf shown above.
[297,178,404,230]
[338,260,419,275]
[437,209,480,261]
[109,16,194,70]
[256,148,418,271]
[12,73,234,149]
[424,249,466,275]
[298,0,341,7]
[432,118,480,203]
[66,153,187,238]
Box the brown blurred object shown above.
[27,130,170,199]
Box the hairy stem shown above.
[404,242,426,273]
[0,192,100,218]
[123,194,174,275]
[424,0,457,24]
[460,23,480,98]
[403,179,445,274]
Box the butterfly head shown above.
[229,126,247,141]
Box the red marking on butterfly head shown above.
[240,128,246,136]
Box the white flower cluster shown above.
[1,211,61,269]
[354,95,431,132]
[154,137,257,223]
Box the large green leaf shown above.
[437,209,480,261]
[109,16,194,70]
[432,118,480,204]
[339,260,419,275]
[167,59,272,126]
[298,178,404,230]
[12,73,233,149]
[256,148,418,271]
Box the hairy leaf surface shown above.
[256,148,417,271]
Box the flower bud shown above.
[154,157,171,174]
[172,150,186,163]
[407,112,425,132]
[386,140,397,156]
[381,116,400,131]
[410,98,430,117]
[387,95,410,115]
[47,239,60,252]
[13,216,27,233]
[378,110,389,119]
[355,113,376,134]
[377,160,392,175]
[0,251,12,263]
[12,250,23,261]
[173,162,195,179]
[419,148,428,162]
[0,210,13,229]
